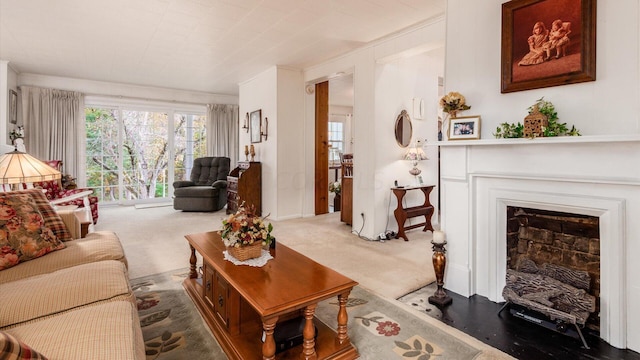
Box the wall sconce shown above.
[242,112,249,133]
[261,117,268,141]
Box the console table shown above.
[391,185,435,241]
[183,231,359,360]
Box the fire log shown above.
[516,258,591,290]
[505,269,596,325]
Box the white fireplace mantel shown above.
[439,134,640,351]
[435,134,640,147]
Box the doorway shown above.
[313,73,354,215]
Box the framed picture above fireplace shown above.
[501,0,596,93]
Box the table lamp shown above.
[403,141,428,176]
[0,149,61,190]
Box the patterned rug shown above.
[132,269,511,360]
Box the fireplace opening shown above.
[506,206,600,333]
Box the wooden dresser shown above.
[227,161,262,215]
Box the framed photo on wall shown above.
[9,90,17,124]
[250,109,262,143]
[449,116,481,140]
[501,0,596,93]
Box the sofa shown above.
[0,189,144,360]
[173,156,230,212]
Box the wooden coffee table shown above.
[183,231,359,360]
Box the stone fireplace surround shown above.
[438,135,640,351]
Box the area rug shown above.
[132,269,225,359]
[132,269,512,360]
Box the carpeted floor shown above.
[97,205,436,299]
[132,268,514,360]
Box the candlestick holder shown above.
[244,146,249,161]
[429,240,452,307]
[250,145,255,161]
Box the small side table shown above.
[391,185,435,241]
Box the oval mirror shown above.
[394,110,412,147]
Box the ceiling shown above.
[0,0,445,96]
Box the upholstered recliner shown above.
[173,157,230,212]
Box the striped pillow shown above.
[0,332,48,359]
[9,189,72,242]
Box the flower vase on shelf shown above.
[439,91,471,140]
[333,194,341,211]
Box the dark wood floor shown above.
[399,286,640,360]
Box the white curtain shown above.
[207,104,239,166]
[20,86,86,184]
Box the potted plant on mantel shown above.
[329,181,341,211]
[220,204,273,261]
[494,97,581,139]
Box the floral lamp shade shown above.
[0,150,61,189]
[403,144,428,176]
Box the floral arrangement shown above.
[220,205,273,248]
[439,91,471,117]
[329,181,341,195]
[494,97,581,138]
[9,126,24,144]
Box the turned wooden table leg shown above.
[302,304,318,360]
[188,245,197,279]
[392,189,409,241]
[336,290,352,344]
[262,316,278,360]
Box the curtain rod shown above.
[84,93,210,106]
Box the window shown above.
[85,105,206,204]
[328,121,344,164]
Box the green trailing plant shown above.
[494,97,581,139]
[493,122,524,138]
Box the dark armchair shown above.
[173,157,231,212]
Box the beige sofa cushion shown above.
[0,231,126,285]
[4,301,145,360]
[0,260,133,329]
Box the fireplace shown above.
[506,206,600,332]
[438,136,640,351]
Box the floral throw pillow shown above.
[9,189,73,242]
[0,193,65,271]
[0,331,48,359]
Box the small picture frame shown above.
[417,175,424,185]
[250,109,262,143]
[9,90,17,124]
[449,116,481,140]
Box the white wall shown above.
[440,0,640,351]
[275,67,305,220]
[444,0,640,137]
[239,66,305,221]
[375,49,444,234]
[1,61,19,151]
[304,18,446,238]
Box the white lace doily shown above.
[223,249,273,267]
